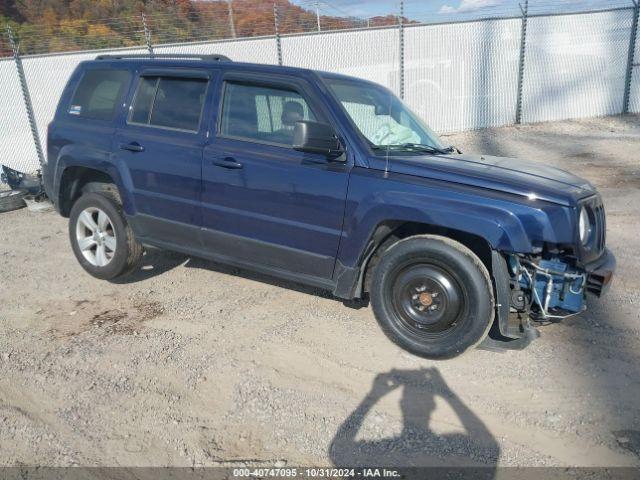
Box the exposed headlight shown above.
[579,207,592,245]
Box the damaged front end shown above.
[509,255,587,321]
[482,191,617,351]
[486,248,616,351]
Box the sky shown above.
[290,0,631,21]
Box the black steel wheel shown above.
[392,263,467,336]
[370,235,494,359]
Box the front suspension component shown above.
[509,255,586,321]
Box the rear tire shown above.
[68,191,143,280]
[370,235,494,359]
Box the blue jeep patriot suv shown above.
[43,54,615,359]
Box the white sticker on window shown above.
[69,105,82,115]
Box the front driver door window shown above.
[220,82,316,146]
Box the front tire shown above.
[370,235,494,359]
[69,191,143,280]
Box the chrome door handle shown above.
[212,157,243,169]
[120,142,145,153]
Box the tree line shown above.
[0,0,402,56]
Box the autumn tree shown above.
[0,0,389,55]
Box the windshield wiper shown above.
[372,143,450,154]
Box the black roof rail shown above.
[95,53,232,62]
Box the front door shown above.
[115,70,214,248]
[202,76,350,280]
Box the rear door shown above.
[201,72,351,280]
[114,68,215,249]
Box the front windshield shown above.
[323,76,447,153]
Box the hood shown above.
[369,153,595,206]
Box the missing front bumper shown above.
[490,248,616,343]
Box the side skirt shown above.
[131,226,337,295]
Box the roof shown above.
[93,53,314,76]
[91,53,378,86]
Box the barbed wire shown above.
[1,0,636,57]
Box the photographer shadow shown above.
[330,368,500,475]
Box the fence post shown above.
[227,0,237,39]
[623,0,639,114]
[274,2,283,66]
[398,0,405,99]
[141,12,154,56]
[515,0,529,124]
[315,0,321,32]
[6,25,45,169]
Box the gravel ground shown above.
[1,115,639,468]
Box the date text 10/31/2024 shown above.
[232,468,401,477]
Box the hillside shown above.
[0,0,400,56]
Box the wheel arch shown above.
[58,166,116,217]
[360,221,495,296]
[338,219,524,341]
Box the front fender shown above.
[337,168,575,270]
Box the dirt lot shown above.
[1,115,639,468]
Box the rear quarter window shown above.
[68,69,130,121]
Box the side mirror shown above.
[293,121,344,159]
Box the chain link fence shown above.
[522,8,635,123]
[1,1,639,181]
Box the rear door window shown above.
[128,76,208,132]
[129,77,157,125]
[69,69,131,121]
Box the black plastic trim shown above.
[96,54,231,62]
[584,248,616,297]
[491,251,521,339]
[128,213,337,291]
